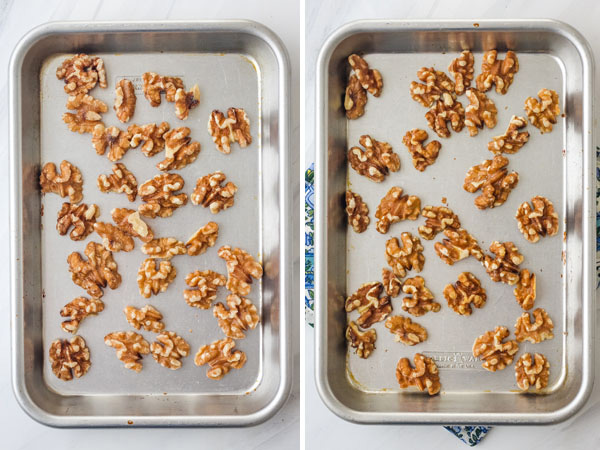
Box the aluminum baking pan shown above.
[315,19,594,425]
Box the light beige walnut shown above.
[345,190,369,233]
[483,241,523,285]
[114,79,136,123]
[174,85,200,120]
[465,88,498,136]
[345,321,376,359]
[60,296,104,333]
[409,67,455,107]
[514,269,536,310]
[208,108,252,154]
[191,171,238,214]
[214,294,260,339]
[425,92,465,138]
[402,129,441,171]
[138,173,188,218]
[91,124,131,161]
[93,222,135,253]
[49,335,91,380]
[443,272,487,316]
[63,93,107,134]
[348,54,383,96]
[128,122,170,157]
[448,50,474,95]
[396,353,441,395]
[385,232,425,278]
[157,127,201,171]
[142,72,184,106]
[40,160,84,203]
[56,202,99,241]
[515,353,550,391]
[151,331,190,370]
[124,304,165,333]
[56,53,106,94]
[524,89,560,134]
[401,276,440,317]
[385,315,427,346]
[111,208,154,243]
[375,187,421,234]
[472,325,519,372]
[463,155,519,209]
[418,205,461,240]
[344,74,368,119]
[186,221,219,256]
[104,331,150,373]
[382,268,401,297]
[348,135,400,182]
[67,242,121,298]
[194,337,247,380]
[515,308,554,343]
[137,258,176,298]
[218,245,263,296]
[434,228,483,265]
[476,50,519,95]
[97,163,137,202]
[488,115,529,154]
[516,196,559,243]
[183,270,226,309]
[345,281,392,328]
[141,237,186,260]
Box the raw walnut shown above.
[345,190,370,233]
[375,187,421,234]
[401,276,440,317]
[124,304,165,333]
[344,74,368,119]
[476,50,519,95]
[111,208,154,243]
[49,336,91,381]
[67,242,121,298]
[157,127,201,171]
[345,321,376,359]
[40,160,84,203]
[385,232,425,277]
[418,205,461,240]
[128,122,170,157]
[138,173,188,218]
[434,228,483,265]
[382,268,401,297]
[396,353,441,396]
[218,245,263,296]
[56,202,99,240]
[448,50,474,95]
[60,296,104,333]
[114,79,136,123]
[402,129,441,171]
[516,196,559,243]
[208,108,252,154]
[137,259,176,298]
[191,171,238,214]
[515,353,550,391]
[194,337,247,380]
[186,221,219,256]
[385,315,427,346]
[142,72,184,106]
[183,270,226,309]
[488,115,529,154]
[63,93,107,134]
[464,88,498,136]
[345,281,392,328]
[104,331,150,373]
[151,331,190,370]
[93,222,135,253]
[443,272,487,316]
[91,124,131,162]
[56,53,106,94]
[348,54,383,97]
[472,326,519,372]
[483,241,523,285]
[174,85,200,120]
[463,155,519,210]
[425,92,465,138]
[97,163,137,202]
[515,308,554,344]
[514,269,536,310]
[348,135,400,182]
[524,89,560,134]
[410,67,455,108]
[214,294,260,339]
[141,237,186,260]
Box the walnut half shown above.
[488,115,529,154]
[434,228,483,265]
[91,124,131,162]
[418,205,461,241]
[483,241,523,285]
[524,89,560,134]
[104,331,150,373]
[218,246,263,296]
[191,171,238,214]
[40,160,83,204]
[401,276,440,317]
[396,353,441,396]
[93,221,135,253]
[448,50,474,95]
[56,202,99,241]
[141,237,186,260]
[137,258,176,298]
[63,93,107,134]
[124,305,165,333]
[515,353,550,391]
[186,221,219,256]
[472,326,519,372]
[345,190,370,233]
[515,308,554,344]
[128,122,170,157]
[402,129,441,172]
[344,74,368,119]
[348,135,400,182]
[151,331,190,370]
[111,208,154,243]
[345,321,376,359]
[514,269,536,310]
[476,50,519,95]
[213,294,260,339]
[97,163,138,202]
[60,296,104,333]
[184,270,227,309]
[463,155,519,210]
[348,54,383,97]
[425,92,465,138]
[114,79,136,123]
[516,196,559,243]
[208,108,252,154]
[385,315,427,346]
[385,232,424,278]
[410,67,454,107]
[375,187,421,234]
[443,272,487,316]
[464,88,497,137]
[157,127,201,171]
[56,53,106,94]
[67,242,121,298]
[138,173,188,219]
[345,281,392,328]
[49,335,91,380]
[194,337,247,380]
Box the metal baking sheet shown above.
[315,20,594,424]
[10,21,291,427]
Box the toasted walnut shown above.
[448,50,474,95]
[476,50,519,94]
[56,53,106,94]
[418,205,461,240]
[40,160,84,203]
[93,222,135,253]
[104,331,150,372]
[375,187,420,234]
[91,124,131,161]
[56,202,99,241]
[111,208,154,243]
[396,353,441,395]
[348,54,383,96]
[345,191,370,233]
[464,88,497,137]
[345,321,376,359]
[150,332,190,370]
[515,308,554,344]
[443,272,487,316]
[174,85,200,120]
[463,155,519,209]
[434,228,483,265]
[138,173,188,218]
[191,171,238,214]
[63,93,107,134]
[345,281,392,328]
[214,294,260,339]
[128,122,170,157]
[515,353,550,391]
[402,129,442,172]
[97,163,137,202]
[514,269,536,310]
[186,221,219,256]
[348,135,400,182]
[425,93,465,138]
[141,237,186,260]
[344,74,367,119]
[157,127,201,171]
[60,296,104,333]
[483,241,523,285]
[385,315,427,346]
[218,245,263,296]
[385,232,424,278]
[488,116,529,154]
[516,196,559,243]
[49,336,91,380]
[183,270,226,309]
[142,72,184,106]
[472,326,519,372]
[124,305,165,333]
[114,79,136,123]
[194,337,246,380]
[67,242,121,298]
[137,259,176,298]
[401,276,440,317]
[208,108,252,154]
[382,268,401,297]
[524,89,560,134]
[410,67,454,107]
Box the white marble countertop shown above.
[0,0,299,448]
[305,1,600,449]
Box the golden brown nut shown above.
[515,308,554,343]
[345,190,369,233]
[345,321,376,359]
[448,50,474,96]
[137,258,176,298]
[191,171,238,214]
[183,270,226,309]
[56,53,106,94]
[97,163,137,202]
[111,208,154,243]
[60,296,104,333]
[63,93,107,133]
[418,205,461,240]
[483,241,523,285]
[151,331,190,370]
[194,337,246,380]
[40,160,84,203]
[463,155,519,210]
[464,88,497,136]
[93,222,135,252]
[345,281,392,328]
[67,242,121,298]
[128,122,170,157]
[375,187,420,234]
[157,127,201,171]
[514,269,536,310]
[425,93,465,138]
[401,276,440,317]
[114,79,136,123]
[434,228,483,265]
[218,245,263,296]
[124,305,165,333]
[524,89,560,134]
[516,196,559,243]
[186,221,219,256]
[515,353,550,391]
[208,107,252,154]
[142,72,184,106]
[396,353,441,395]
[214,294,260,339]
[402,129,441,171]
[344,74,368,119]
[49,335,91,380]
[138,173,188,218]
[174,85,200,120]
[91,124,131,161]
[476,50,519,95]
[472,326,519,371]
[348,135,400,182]
[56,202,99,241]
[348,54,383,97]
[488,116,529,154]
[410,67,455,107]
[104,331,150,372]
[141,237,186,260]
[385,232,425,278]
[382,268,401,297]
[443,272,487,316]
[385,315,427,345]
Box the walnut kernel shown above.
[396,353,441,395]
[515,308,554,344]
[348,54,383,97]
[385,232,425,278]
[465,88,497,136]
[157,127,201,171]
[186,221,219,256]
[418,205,461,240]
[111,208,154,243]
[344,74,368,119]
[434,228,483,265]
[138,173,188,218]
[425,92,465,138]
[448,50,474,95]
[141,237,186,260]
[194,337,246,380]
[56,54,106,94]
[214,294,260,339]
[514,269,536,310]
[191,171,238,214]
[345,281,392,328]
[97,163,137,202]
[93,222,135,252]
[402,129,442,171]
[488,115,529,154]
[443,272,487,316]
[382,268,402,297]
[402,276,440,317]
[345,321,376,359]
[375,187,421,234]
[56,202,99,241]
[63,93,107,133]
[104,331,150,372]
[348,135,400,182]
[483,241,523,285]
[49,335,91,380]
[515,353,550,391]
[472,326,519,371]
[218,245,263,296]
[128,122,170,157]
[463,155,519,209]
[524,89,560,134]
[137,258,176,298]
[476,50,519,94]
[40,160,84,203]
[184,270,226,309]
[124,304,165,333]
[91,124,131,161]
[67,242,121,298]
[151,331,190,370]
[174,85,200,120]
[385,315,427,346]
[345,190,370,233]
[208,108,252,154]
[114,79,136,123]
[60,296,104,333]
[516,196,559,243]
